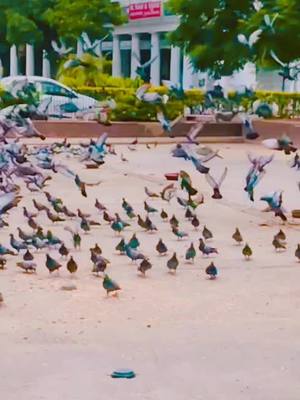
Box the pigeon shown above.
[91,254,110,275]
[185,243,196,263]
[172,226,188,240]
[95,199,107,212]
[23,207,38,219]
[74,174,87,197]
[103,211,115,224]
[66,256,78,274]
[205,262,218,279]
[262,134,297,155]
[125,244,146,262]
[128,234,140,249]
[90,243,102,255]
[245,169,265,202]
[191,215,200,230]
[136,84,168,104]
[156,239,168,256]
[145,187,159,198]
[0,257,6,269]
[17,261,37,273]
[59,243,69,258]
[295,244,300,262]
[238,29,262,48]
[272,236,286,252]
[137,215,147,230]
[190,156,210,174]
[111,217,125,235]
[160,209,168,221]
[242,243,253,260]
[185,208,194,220]
[275,229,286,242]
[232,228,243,245]
[46,230,62,246]
[28,217,39,230]
[103,274,121,296]
[9,234,27,252]
[62,206,77,219]
[260,191,287,221]
[116,238,126,254]
[202,226,213,241]
[33,199,48,212]
[144,201,158,214]
[198,239,218,257]
[169,215,179,228]
[46,209,65,223]
[144,216,158,232]
[45,254,62,273]
[138,259,152,276]
[171,144,191,160]
[205,168,228,199]
[167,252,179,273]
[23,249,34,261]
[80,217,91,234]
[0,244,16,256]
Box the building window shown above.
[160,48,171,81]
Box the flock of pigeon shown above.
[0,110,299,300]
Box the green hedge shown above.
[228,90,300,118]
[75,86,205,122]
[77,86,300,120]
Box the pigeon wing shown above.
[270,50,285,67]
[141,55,158,69]
[249,29,262,46]
[205,172,218,189]
[218,167,228,187]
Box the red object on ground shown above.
[165,173,179,181]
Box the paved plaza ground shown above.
[1,141,300,400]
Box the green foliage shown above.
[75,84,203,121]
[45,0,127,41]
[0,0,126,52]
[57,54,113,87]
[167,0,300,78]
[57,56,144,90]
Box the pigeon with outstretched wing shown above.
[51,40,73,57]
[205,167,228,199]
[238,29,262,48]
[133,52,158,81]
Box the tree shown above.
[167,0,300,82]
[45,0,126,41]
[0,0,126,51]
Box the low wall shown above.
[253,120,300,147]
[33,119,243,139]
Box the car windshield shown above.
[40,82,75,98]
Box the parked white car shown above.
[0,76,98,117]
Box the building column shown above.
[42,50,51,78]
[10,45,18,76]
[26,44,34,76]
[112,34,121,77]
[131,33,140,79]
[150,32,160,86]
[182,55,198,89]
[170,46,181,85]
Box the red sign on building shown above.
[129,1,162,20]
